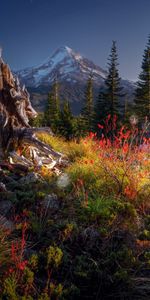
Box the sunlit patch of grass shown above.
[65,139,88,161]
[36,132,68,154]
[37,133,91,161]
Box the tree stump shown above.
[0,52,63,169]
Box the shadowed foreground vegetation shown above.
[0,124,150,299]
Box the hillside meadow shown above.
[0,125,150,299]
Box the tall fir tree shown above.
[30,112,44,127]
[60,100,76,140]
[105,41,124,118]
[134,36,150,123]
[94,89,107,131]
[81,74,95,132]
[95,41,124,138]
[44,78,61,133]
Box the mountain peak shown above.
[59,45,73,53]
[16,46,108,87]
[52,45,77,59]
[52,45,82,61]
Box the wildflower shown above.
[122,143,129,153]
[77,179,84,186]
[89,132,95,139]
[113,114,117,129]
[17,260,28,271]
[8,267,14,274]
[97,124,104,129]
[124,186,137,200]
[113,114,117,122]
[22,209,29,217]
[123,130,130,139]
[11,242,17,261]
[21,222,27,252]
[119,126,125,137]
[14,215,21,222]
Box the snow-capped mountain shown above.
[17,46,107,87]
[16,46,135,114]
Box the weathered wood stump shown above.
[0,51,63,170]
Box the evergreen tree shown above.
[134,36,150,123]
[44,78,61,133]
[95,41,124,138]
[60,100,76,140]
[30,112,44,127]
[76,115,88,138]
[105,41,124,118]
[123,98,135,126]
[94,89,107,132]
[81,74,95,132]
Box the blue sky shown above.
[0,0,150,81]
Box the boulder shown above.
[0,182,7,192]
[41,193,59,210]
[19,172,45,185]
[57,173,70,188]
[0,214,14,231]
[0,200,13,215]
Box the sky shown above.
[0,0,150,81]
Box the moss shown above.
[47,245,63,268]
[3,276,18,300]
[139,229,150,240]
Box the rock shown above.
[82,227,100,239]
[0,215,14,231]
[0,200,13,215]
[0,162,29,174]
[81,227,100,246]
[0,182,7,192]
[41,193,59,210]
[57,173,70,188]
[19,172,45,184]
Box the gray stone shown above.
[0,215,14,231]
[19,172,45,184]
[81,227,100,242]
[42,193,59,210]
[0,182,7,192]
[0,200,13,215]
[57,173,70,188]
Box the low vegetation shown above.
[0,121,149,299]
